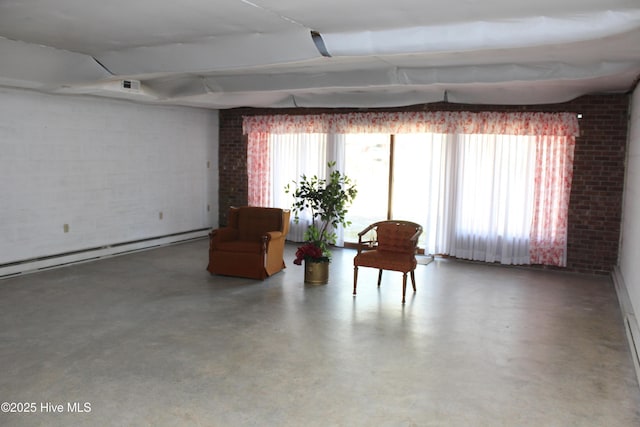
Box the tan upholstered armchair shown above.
[353,220,423,303]
[207,206,290,280]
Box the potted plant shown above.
[285,161,357,284]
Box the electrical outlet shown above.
[207,204,211,212]
[159,212,163,220]
[63,224,69,233]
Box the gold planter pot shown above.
[304,259,329,285]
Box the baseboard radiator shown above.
[0,228,210,279]
[612,267,640,388]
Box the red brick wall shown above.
[218,111,247,214]
[218,94,629,274]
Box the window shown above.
[244,111,578,266]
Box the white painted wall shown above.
[620,87,640,317]
[0,87,218,266]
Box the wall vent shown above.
[120,79,141,92]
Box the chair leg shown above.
[353,266,358,295]
[377,270,383,287]
[410,270,416,292]
[402,272,407,304]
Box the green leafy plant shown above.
[285,162,357,261]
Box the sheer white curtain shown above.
[418,133,535,264]
[268,133,347,244]
[409,133,454,254]
[442,134,535,264]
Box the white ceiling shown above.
[1,0,639,109]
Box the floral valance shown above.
[243,111,579,136]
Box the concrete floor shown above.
[1,239,639,426]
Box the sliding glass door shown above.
[343,134,390,242]
[343,133,436,246]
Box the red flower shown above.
[293,243,324,265]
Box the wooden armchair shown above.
[207,206,290,280]
[353,220,423,303]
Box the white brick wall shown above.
[0,87,218,265]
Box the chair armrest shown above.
[261,231,284,253]
[357,223,377,237]
[356,223,379,254]
[265,231,284,241]
[405,229,422,254]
